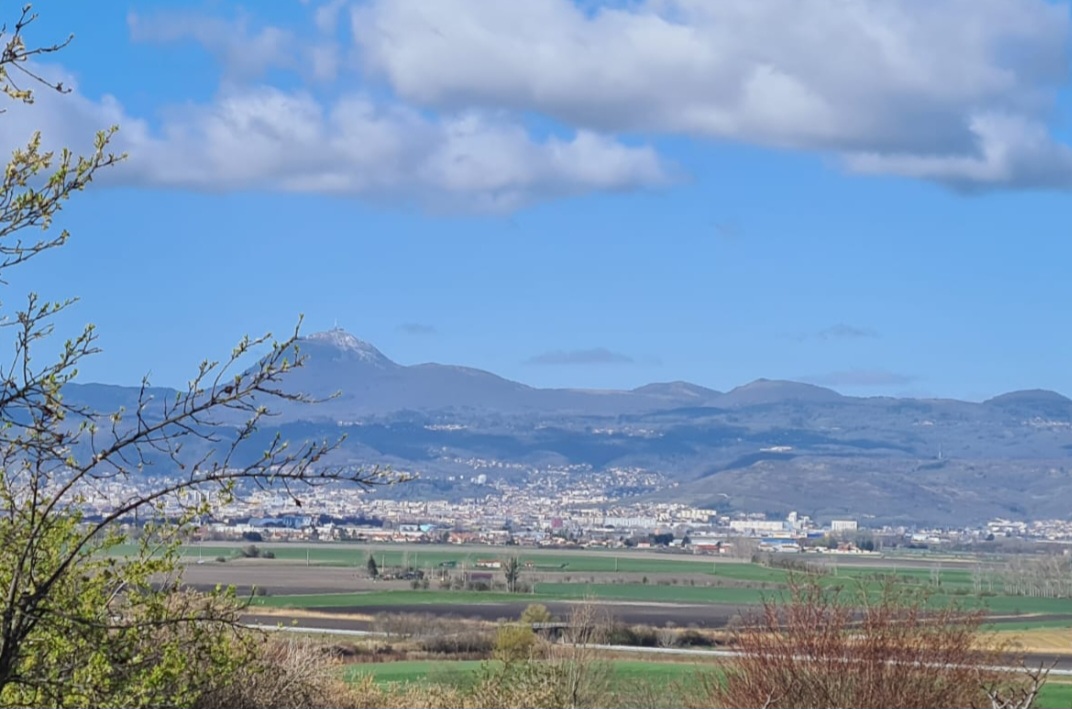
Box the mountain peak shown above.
[984,389,1072,405]
[719,378,843,407]
[303,328,395,367]
[632,381,721,401]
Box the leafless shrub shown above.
[194,635,349,709]
[418,630,495,657]
[694,576,1016,709]
[656,625,678,648]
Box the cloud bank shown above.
[8,0,1072,211]
[352,0,1072,190]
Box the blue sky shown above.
[4,0,1072,401]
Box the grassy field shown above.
[111,541,973,574]
[1039,681,1072,709]
[251,579,1072,621]
[115,542,787,577]
[111,540,1072,629]
[115,541,1003,590]
[344,658,488,686]
[341,657,1072,708]
[343,658,710,691]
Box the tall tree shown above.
[0,8,395,707]
[503,556,521,593]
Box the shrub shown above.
[520,603,553,625]
[493,624,538,663]
[193,635,351,709]
[417,631,494,656]
[678,629,717,647]
[695,577,1019,708]
[603,623,657,647]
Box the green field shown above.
[527,582,774,605]
[1039,682,1072,709]
[111,541,995,588]
[344,658,489,686]
[110,541,1072,628]
[252,580,1072,624]
[343,658,710,691]
[112,542,787,577]
[341,658,1072,708]
[345,658,710,684]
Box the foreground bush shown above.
[206,601,618,709]
[185,589,1051,709]
[0,7,396,706]
[694,577,1025,709]
[194,635,352,709]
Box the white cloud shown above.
[314,0,349,35]
[844,113,1072,189]
[0,70,667,213]
[351,0,1072,189]
[309,44,342,82]
[128,11,295,81]
[17,0,1072,209]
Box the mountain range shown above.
[64,329,1072,527]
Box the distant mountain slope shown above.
[632,381,722,402]
[51,329,1072,525]
[273,328,728,418]
[715,379,844,407]
[983,389,1072,419]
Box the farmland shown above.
[141,541,1072,636]
[341,657,1072,708]
[148,540,1072,705]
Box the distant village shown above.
[81,464,1072,554]
[183,501,1072,555]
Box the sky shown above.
[2,0,1072,401]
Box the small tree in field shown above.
[366,555,379,579]
[503,555,522,593]
[0,7,399,707]
[697,576,1025,709]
